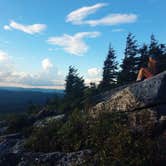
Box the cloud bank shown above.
[0,50,64,89]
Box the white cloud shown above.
[4,20,47,34]
[88,68,101,77]
[85,77,101,85]
[66,3,107,24]
[47,32,100,55]
[66,3,138,26]
[85,67,102,85]
[0,50,64,89]
[85,14,137,26]
[3,25,12,31]
[41,58,53,70]
[0,50,9,62]
[0,65,64,89]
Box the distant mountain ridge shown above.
[0,87,64,114]
[0,86,64,94]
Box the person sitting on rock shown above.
[137,54,157,81]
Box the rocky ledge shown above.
[0,150,92,166]
[90,71,166,117]
[89,71,166,136]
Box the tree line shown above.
[49,33,166,112]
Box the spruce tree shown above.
[138,44,149,68]
[118,33,139,84]
[158,43,166,73]
[83,82,98,109]
[65,66,85,110]
[149,34,160,55]
[149,34,166,73]
[99,44,118,91]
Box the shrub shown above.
[25,111,166,165]
[6,114,31,133]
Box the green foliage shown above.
[146,35,166,73]
[6,113,32,134]
[44,95,65,114]
[157,44,166,73]
[28,104,42,115]
[25,111,166,165]
[118,33,139,84]
[149,34,160,55]
[0,90,55,114]
[83,83,99,109]
[99,45,118,91]
[25,119,64,152]
[25,110,88,152]
[64,66,85,111]
[138,44,149,68]
[90,113,163,166]
[57,110,89,152]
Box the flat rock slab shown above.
[90,71,166,117]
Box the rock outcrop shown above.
[33,114,65,128]
[89,71,166,136]
[0,150,92,166]
[90,71,166,117]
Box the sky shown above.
[0,0,165,89]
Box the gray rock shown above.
[11,139,25,154]
[0,121,8,136]
[33,108,58,120]
[0,126,8,136]
[90,71,166,117]
[0,120,7,128]
[0,139,16,154]
[0,150,92,166]
[0,133,21,141]
[0,133,23,157]
[33,114,65,128]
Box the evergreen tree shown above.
[99,44,118,91]
[149,34,160,55]
[83,82,98,110]
[149,34,166,73]
[118,33,139,84]
[138,44,149,68]
[64,66,85,110]
[158,43,166,73]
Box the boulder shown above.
[0,133,23,156]
[33,114,65,128]
[0,121,8,136]
[0,150,92,166]
[90,71,166,118]
[0,133,21,141]
[33,108,58,120]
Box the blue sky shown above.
[0,0,165,89]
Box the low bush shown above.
[25,111,166,165]
[6,114,31,133]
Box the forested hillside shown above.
[0,89,63,114]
